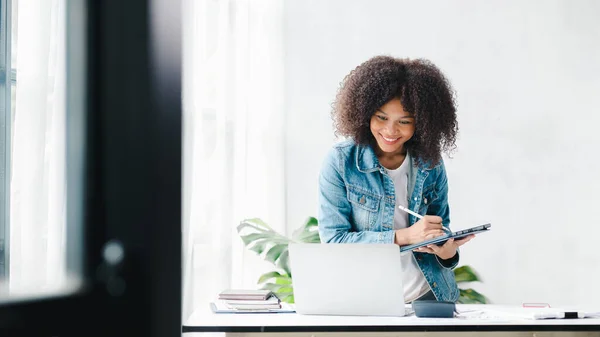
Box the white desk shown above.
[183,304,600,336]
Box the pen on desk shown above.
[398,205,452,235]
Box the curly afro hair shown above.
[331,55,458,167]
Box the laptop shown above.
[288,243,410,316]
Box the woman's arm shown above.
[425,160,460,269]
[317,148,394,244]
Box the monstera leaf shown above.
[237,217,319,303]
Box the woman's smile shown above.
[380,134,401,145]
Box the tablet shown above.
[399,223,491,252]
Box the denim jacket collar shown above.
[355,144,381,173]
[356,144,434,199]
[355,143,434,173]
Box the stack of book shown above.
[217,289,281,310]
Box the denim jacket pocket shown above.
[419,185,438,214]
[347,185,381,230]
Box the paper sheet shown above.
[455,305,600,320]
[210,301,296,314]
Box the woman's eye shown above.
[377,115,387,121]
[400,120,412,125]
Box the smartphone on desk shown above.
[399,223,491,252]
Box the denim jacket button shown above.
[359,195,366,204]
[424,197,428,204]
[433,282,438,288]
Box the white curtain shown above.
[182,0,286,321]
[9,0,67,295]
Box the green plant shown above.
[237,217,488,304]
[454,265,488,304]
[237,217,320,303]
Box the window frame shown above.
[0,0,183,335]
[0,0,12,282]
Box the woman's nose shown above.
[385,122,398,134]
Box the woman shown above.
[318,55,474,303]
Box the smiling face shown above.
[370,98,415,156]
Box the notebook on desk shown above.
[288,243,411,317]
[218,289,272,301]
[212,289,296,314]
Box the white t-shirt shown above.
[386,155,431,303]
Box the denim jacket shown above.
[317,139,460,302]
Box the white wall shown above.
[284,0,600,306]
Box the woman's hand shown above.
[414,234,475,260]
[394,215,446,246]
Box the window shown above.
[0,0,72,299]
[0,0,16,284]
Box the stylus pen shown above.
[398,205,452,235]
